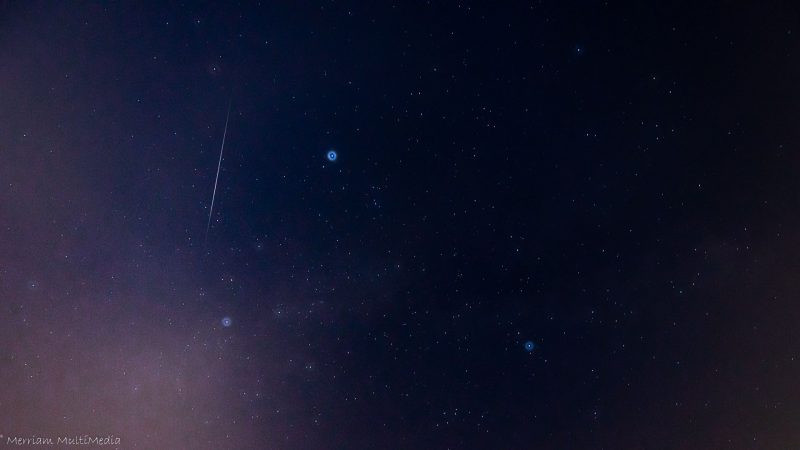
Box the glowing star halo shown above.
[327,150,337,161]
[524,341,535,352]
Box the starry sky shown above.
[2,1,800,449]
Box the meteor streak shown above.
[205,100,232,243]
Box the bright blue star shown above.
[327,150,337,161]
[524,341,535,352]
[221,317,232,327]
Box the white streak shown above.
[205,101,232,242]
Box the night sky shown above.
[2,2,800,449]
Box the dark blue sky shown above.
[1,1,799,449]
